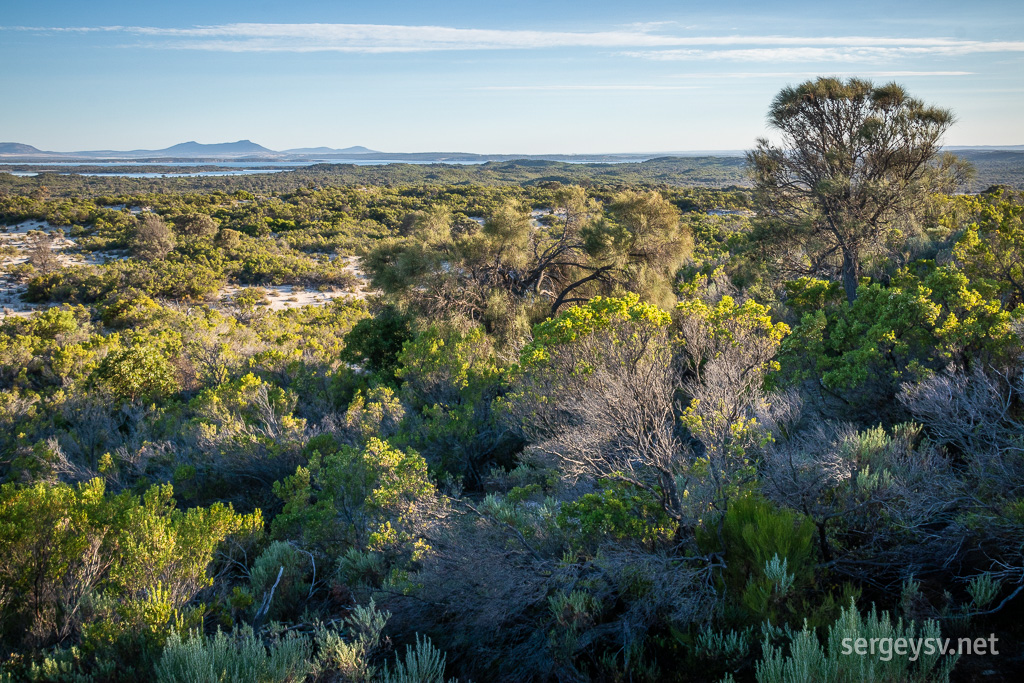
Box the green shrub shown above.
[755,600,958,683]
[337,548,388,589]
[93,342,179,402]
[313,600,390,681]
[235,287,270,312]
[698,495,816,625]
[556,479,675,548]
[779,265,1021,415]
[382,634,453,683]
[249,542,310,623]
[0,478,261,662]
[394,324,511,484]
[271,438,435,554]
[338,306,413,380]
[155,625,312,683]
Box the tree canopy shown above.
[364,186,693,335]
[748,77,960,303]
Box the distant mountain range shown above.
[2,140,1022,163]
[282,145,377,155]
[0,140,710,162]
[0,140,384,159]
[154,140,275,156]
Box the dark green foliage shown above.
[338,306,413,380]
[271,437,436,555]
[391,324,517,485]
[94,342,180,402]
[173,212,220,238]
[698,495,816,625]
[247,541,312,623]
[557,479,675,548]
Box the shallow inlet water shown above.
[0,157,650,177]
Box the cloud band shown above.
[4,23,1023,59]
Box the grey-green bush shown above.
[755,600,958,683]
[155,625,312,683]
[382,634,453,683]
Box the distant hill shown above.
[154,140,275,157]
[0,142,48,155]
[58,139,280,159]
[283,145,379,155]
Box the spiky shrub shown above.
[312,600,390,682]
[694,624,755,669]
[697,494,816,625]
[382,634,452,683]
[155,624,312,683]
[755,600,958,683]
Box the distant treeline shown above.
[3,152,1023,199]
[0,157,751,197]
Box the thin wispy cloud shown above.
[8,25,129,33]
[477,85,704,91]
[6,23,712,51]
[669,71,975,78]
[626,44,1024,62]
[4,23,1024,58]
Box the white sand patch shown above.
[1,224,375,319]
[213,256,373,312]
[0,221,98,319]
[529,208,554,228]
[340,255,371,292]
[217,284,348,311]
[707,208,755,217]
[0,220,59,235]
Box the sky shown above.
[2,0,1023,154]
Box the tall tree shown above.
[365,186,691,335]
[748,77,956,303]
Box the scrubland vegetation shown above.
[0,79,1022,681]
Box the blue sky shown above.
[2,0,1022,153]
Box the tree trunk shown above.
[816,521,833,564]
[841,248,860,304]
[549,266,613,315]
